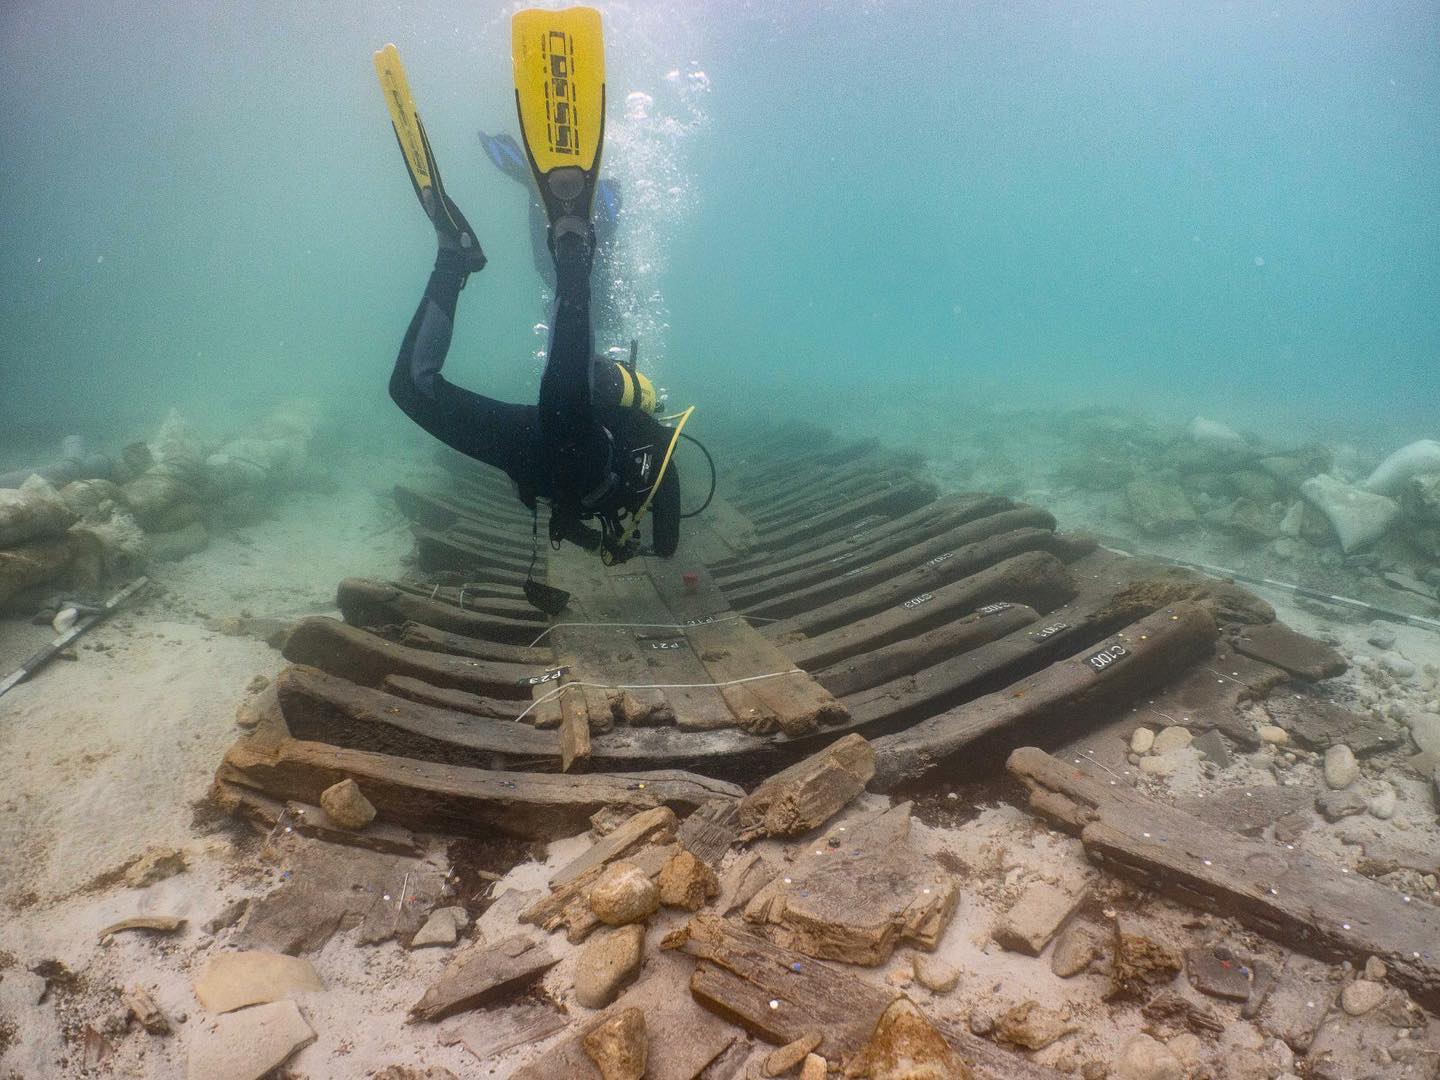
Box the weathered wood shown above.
[1007,745,1440,1012]
[674,914,1063,1079]
[273,664,561,768]
[381,676,527,721]
[869,602,1219,791]
[551,806,678,888]
[753,479,938,551]
[786,549,1075,671]
[1229,621,1349,681]
[217,731,744,840]
[733,505,1057,618]
[282,616,543,695]
[743,803,959,965]
[413,526,537,584]
[336,577,545,642]
[410,934,558,1021]
[674,799,739,867]
[815,601,1038,696]
[643,556,848,737]
[398,620,552,665]
[282,800,422,857]
[739,733,874,838]
[761,526,1067,641]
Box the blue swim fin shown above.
[477,129,532,185]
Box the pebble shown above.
[1367,626,1397,650]
[1130,727,1156,754]
[968,1005,996,1036]
[1050,926,1101,978]
[1323,744,1360,790]
[1380,652,1417,679]
[1152,726,1193,754]
[911,953,960,993]
[798,1054,827,1080]
[574,924,645,1009]
[1367,784,1397,820]
[1114,1032,1183,1080]
[1364,956,1387,981]
[1340,979,1385,1016]
[1407,712,1440,756]
[764,1032,822,1077]
[1257,725,1289,745]
[319,778,377,831]
[588,863,660,926]
[1316,789,1368,822]
[1138,755,1177,777]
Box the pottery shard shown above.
[657,850,719,911]
[193,951,324,1014]
[582,1005,648,1080]
[739,733,874,838]
[993,875,1089,956]
[589,862,660,926]
[1051,925,1102,978]
[1109,917,1181,999]
[318,778,376,830]
[185,999,316,1080]
[765,1031,822,1076]
[842,997,973,1080]
[124,847,187,888]
[574,924,645,1009]
[994,999,1077,1050]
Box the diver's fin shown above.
[511,7,606,227]
[373,43,467,236]
[478,130,532,185]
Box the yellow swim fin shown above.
[511,7,606,227]
[373,43,466,237]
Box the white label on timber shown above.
[829,552,856,563]
[681,615,717,626]
[648,639,683,650]
[519,666,569,686]
[977,602,1012,615]
[614,572,646,582]
[1085,644,1130,672]
[843,567,866,577]
[902,592,934,610]
[1030,622,1069,640]
[923,551,956,568]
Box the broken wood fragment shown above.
[1229,620,1347,681]
[739,733,874,839]
[410,934,558,1021]
[674,799,739,867]
[97,916,185,941]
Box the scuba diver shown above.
[374,13,686,591]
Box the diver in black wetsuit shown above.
[385,155,680,567]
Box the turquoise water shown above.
[3,0,1437,455]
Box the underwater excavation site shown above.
[1,2,1438,1078]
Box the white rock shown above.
[1188,416,1246,451]
[1151,726,1193,754]
[1363,439,1440,496]
[1366,626,1397,650]
[1380,652,1417,680]
[1257,725,1289,745]
[1300,474,1400,553]
[1115,1032,1184,1080]
[1323,745,1360,790]
[410,906,466,948]
[1340,979,1385,1016]
[1407,712,1440,756]
[1138,755,1177,777]
[1130,727,1155,754]
[1368,784,1397,821]
[318,778,376,830]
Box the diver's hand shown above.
[423,187,487,276]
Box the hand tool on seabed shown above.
[0,576,150,700]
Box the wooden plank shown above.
[785,549,1075,671]
[1007,745,1440,1012]
[216,732,744,840]
[398,620,554,665]
[674,799,739,867]
[868,602,1219,791]
[337,578,546,642]
[643,547,848,737]
[550,805,678,887]
[674,914,1064,1079]
[281,616,545,696]
[411,934,558,1021]
[381,676,527,721]
[751,479,938,551]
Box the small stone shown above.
[850,998,974,1080]
[656,850,719,911]
[798,1053,827,1080]
[995,999,1077,1050]
[1081,1063,1109,1080]
[409,907,462,948]
[574,924,645,1009]
[1257,725,1289,745]
[318,778,376,830]
[1316,789,1368,822]
[1130,727,1156,754]
[1152,726,1193,754]
[1051,925,1101,978]
[1408,712,1440,756]
[1380,653,1417,679]
[1165,1032,1201,1063]
[244,674,270,694]
[912,953,960,993]
[588,862,660,926]
[1184,946,1252,1001]
[764,1031,822,1076]
[1364,956,1387,981]
[1340,979,1385,1016]
[968,1005,996,1036]
[1323,744,1360,789]
[1368,784,1397,820]
[123,847,187,888]
[581,1006,647,1080]
[1138,755,1177,777]
[1114,1033,1183,1080]
[1367,627,1396,650]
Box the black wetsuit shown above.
[389,236,679,557]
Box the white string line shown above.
[515,669,805,724]
[526,613,778,648]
